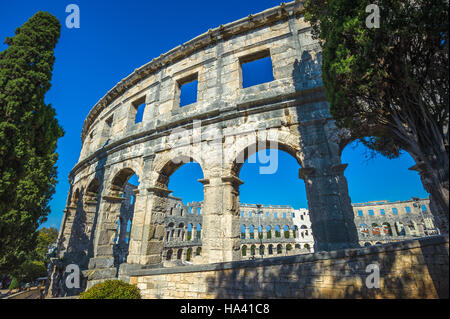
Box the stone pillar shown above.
[299,163,359,252]
[86,186,124,284]
[137,186,172,265]
[390,223,398,237]
[200,175,242,264]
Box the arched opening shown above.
[108,169,140,268]
[249,225,255,239]
[274,225,281,238]
[266,225,272,239]
[241,245,247,257]
[268,244,273,255]
[156,157,204,264]
[292,225,298,238]
[241,224,246,239]
[371,223,381,237]
[186,248,192,261]
[382,222,393,236]
[259,245,265,256]
[341,140,430,242]
[276,244,282,254]
[234,146,308,256]
[283,225,290,239]
[258,225,264,239]
[177,249,183,260]
[187,223,193,240]
[396,222,406,236]
[166,249,173,260]
[286,244,292,253]
[359,223,369,237]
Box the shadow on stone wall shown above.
[50,156,108,297]
[205,237,448,298]
[291,50,360,252]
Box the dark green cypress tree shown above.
[0,11,64,274]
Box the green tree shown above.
[19,260,47,283]
[34,227,59,264]
[0,12,63,274]
[304,0,448,229]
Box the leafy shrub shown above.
[79,280,141,299]
[8,277,19,290]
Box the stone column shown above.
[199,175,242,264]
[390,223,398,237]
[299,163,359,252]
[137,186,172,265]
[87,186,124,284]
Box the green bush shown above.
[8,277,19,290]
[79,280,141,299]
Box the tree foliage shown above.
[0,11,63,274]
[304,0,449,226]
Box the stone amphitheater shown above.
[47,1,448,298]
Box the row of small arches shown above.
[169,205,202,217]
[241,224,309,239]
[165,247,202,261]
[241,243,311,256]
[166,222,202,241]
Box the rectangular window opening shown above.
[178,73,198,107]
[106,115,113,128]
[240,50,274,88]
[133,96,146,124]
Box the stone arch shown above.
[259,245,265,256]
[249,224,255,239]
[92,166,141,272]
[228,135,304,178]
[276,244,283,254]
[250,244,256,256]
[138,153,205,266]
[86,178,100,196]
[266,225,272,239]
[241,245,247,257]
[72,188,80,206]
[187,223,194,240]
[166,249,173,260]
[152,153,204,189]
[241,224,246,239]
[283,225,290,238]
[286,244,292,253]
[186,248,193,261]
[382,222,393,236]
[177,249,183,260]
[274,225,281,238]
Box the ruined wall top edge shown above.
[80,1,306,143]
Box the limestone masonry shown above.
[47,1,448,298]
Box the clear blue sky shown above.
[0,0,428,230]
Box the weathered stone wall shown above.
[130,235,449,299]
[53,1,363,292]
